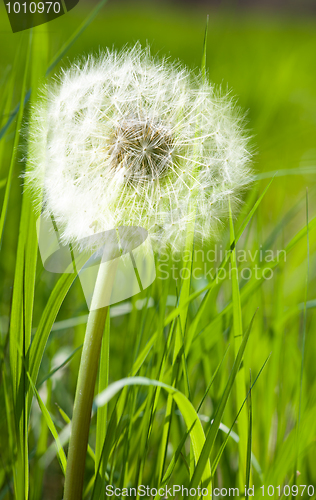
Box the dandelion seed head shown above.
[26,44,253,252]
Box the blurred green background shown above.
[0,0,316,498]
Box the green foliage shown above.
[0,2,315,499]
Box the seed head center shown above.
[109,119,175,181]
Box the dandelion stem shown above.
[63,259,117,500]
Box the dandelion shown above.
[26,44,252,500]
[27,44,252,253]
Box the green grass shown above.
[0,1,316,499]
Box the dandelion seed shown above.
[26,44,252,252]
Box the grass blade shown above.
[0,34,31,248]
[95,312,110,497]
[292,188,309,496]
[29,273,78,401]
[245,371,253,500]
[7,32,32,500]
[229,198,247,488]
[201,15,209,82]
[26,372,67,475]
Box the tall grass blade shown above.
[0,34,31,248]
[229,198,247,488]
[245,371,253,500]
[7,32,32,500]
[292,188,309,497]
[201,15,209,82]
[31,379,51,500]
[29,273,78,404]
[95,312,110,498]
[0,50,21,176]
[26,372,67,475]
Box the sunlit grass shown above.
[0,1,315,499]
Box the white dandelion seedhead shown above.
[27,44,252,253]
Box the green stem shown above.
[63,261,117,500]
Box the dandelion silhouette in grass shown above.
[26,44,252,500]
